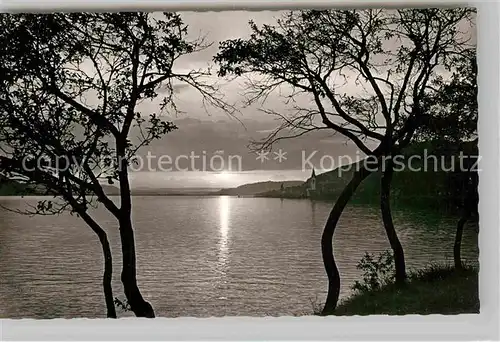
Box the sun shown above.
[215,170,233,181]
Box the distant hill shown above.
[218,180,304,196]
[130,187,221,196]
[0,178,221,197]
[0,176,46,196]
[0,175,121,197]
[255,166,354,199]
[102,182,307,197]
[257,141,477,213]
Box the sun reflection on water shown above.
[218,196,230,271]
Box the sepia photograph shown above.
[0,7,480,320]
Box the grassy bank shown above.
[331,265,479,316]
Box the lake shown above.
[0,196,478,318]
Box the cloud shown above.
[156,83,191,94]
[173,83,191,94]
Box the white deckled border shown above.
[0,0,476,12]
[0,0,498,341]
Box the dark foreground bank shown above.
[326,265,479,316]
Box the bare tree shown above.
[214,8,474,313]
[0,13,234,317]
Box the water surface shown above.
[0,196,478,318]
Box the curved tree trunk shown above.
[77,211,117,318]
[38,179,117,318]
[380,158,407,285]
[321,166,372,315]
[97,230,116,318]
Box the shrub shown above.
[352,250,395,293]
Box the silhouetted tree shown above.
[416,50,478,269]
[0,13,233,317]
[214,8,474,313]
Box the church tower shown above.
[306,168,317,198]
[309,168,316,191]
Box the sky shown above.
[122,9,476,189]
[129,10,364,189]
[125,9,475,189]
[140,10,314,122]
[2,10,475,189]
[142,10,363,122]
[156,9,475,120]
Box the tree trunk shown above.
[380,158,407,285]
[98,231,117,318]
[454,168,479,270]
[116,139,155,318]
[454,213,468,270]
[118,216,155,318]
[77,211,117,318]
[321,166,372,315]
